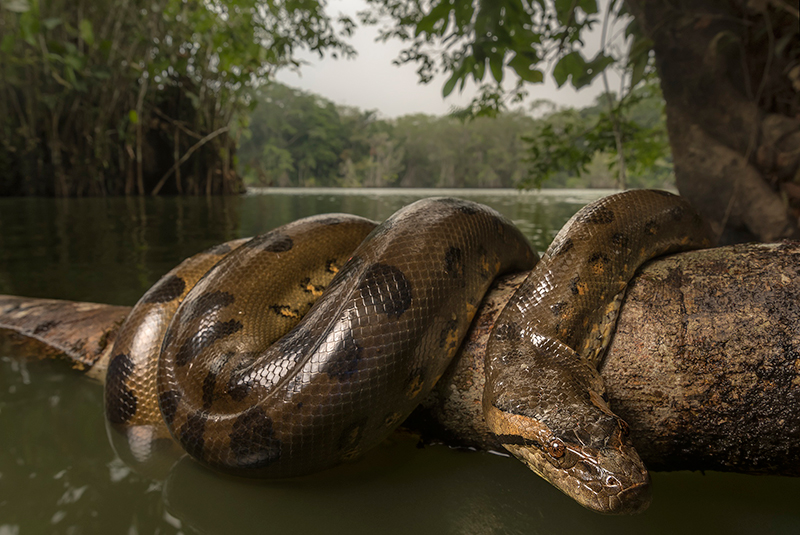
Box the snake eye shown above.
[546,438,565,459]
[605,475,621,488]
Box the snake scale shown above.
[104,190,713,514]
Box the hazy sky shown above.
[275,0,622,118]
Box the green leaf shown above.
[552,51,584,87]
[509,53,544,83]
[573,52,614,89]
[129,110,139,124]
[443,71,459,97]
[489,54,504,83]
[554,0,576,25]
[628,35,653,88]
[416,1,451,36]
[577,0,598,14]
[79,19,94,46]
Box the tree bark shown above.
[2,243,799,474]
[625,0,800,243]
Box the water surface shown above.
[1,188,798,534]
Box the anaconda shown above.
[103,190,713,514]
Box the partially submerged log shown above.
[0,297,129,381]
[1,242,799,475]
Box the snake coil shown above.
[104,191,712,514]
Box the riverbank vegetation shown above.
[239,79,674,190]
[1,0,675,197]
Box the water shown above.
[0,188,798,534]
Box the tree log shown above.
[1,242,799,474]
[410,242,800,476]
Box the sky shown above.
[275,0,625,119]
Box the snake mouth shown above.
[606,476,652,515]
[501,439,652,515]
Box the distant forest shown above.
[238,81,675,190]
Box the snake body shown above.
[485,190,712,513]
[104,191,712,514]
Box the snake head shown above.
[486,404,651,515]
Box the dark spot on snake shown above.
[493,320,521,342]
[299,277,326,296]
[142,275,186,304]
[326,330,363,380]
[33,320,59,335]
[244,232,293,252]
[202,371,219,410]
[611,232,628,248]
[550,237,574,257]
[338,417,368,453]
[438,317,460,349]
[269,304,301,319]
[175,319,243,366]
[644,219,659,235]
[325,259,339,274]
[325,255,364,294]
[569,276,582,295]
[404,367,425,398]
[491,218,506,240]
[184,290,235,322]
[579,204,615,225]
[105,353,137,425]
[264,235,293,252]
[444,246,464,279]
[589,252,610,268]
[228,359,254,402]
[229,407,282,468]
[458,203,480,215]
[359,263,412,318]
[551,301,568,317]
[668,206,686,221]
[381,412,402,428]
[159,389,182,427]
[205,242,233,255]
[179,411,208,460]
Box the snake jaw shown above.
[485,405,651,515]
[503,438,651,515]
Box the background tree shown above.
[0,0,354,196]
[361,0,800,242]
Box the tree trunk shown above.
[1,243,799,474]
[625,0,800,243]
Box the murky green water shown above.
[1,188,798,534]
